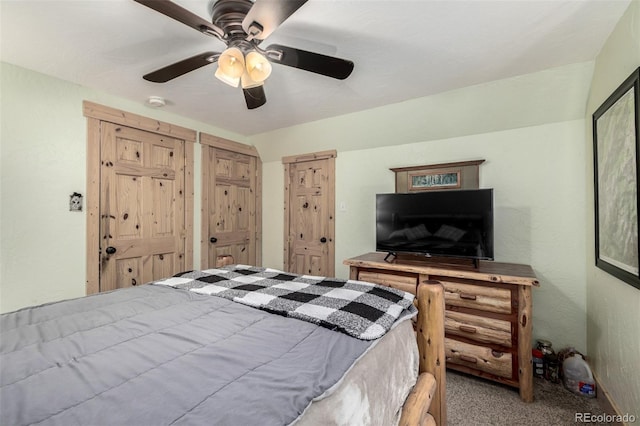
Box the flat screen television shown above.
[376,189,494,261]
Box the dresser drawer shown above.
[438,278,512,314]
[445,338,513,378]
[357,271,418,295]
[445,311,512,347]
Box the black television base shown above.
[383,252,397,263]
[387,252,481,270]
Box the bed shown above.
[0,265,446,426]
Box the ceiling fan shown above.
[134,0,355,109]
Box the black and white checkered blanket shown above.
[154,265,417,340]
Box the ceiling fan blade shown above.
[134,0,224,39]
[143,52,220,83]
[243,86,267,109]
[265,44,354,80]
[242,0,308,41]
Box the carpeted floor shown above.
[446,370,615,425]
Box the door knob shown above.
[210,237,218,243]
[320,237,327,243]
[105,246,116,255]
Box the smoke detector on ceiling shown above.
[146,96,166,107]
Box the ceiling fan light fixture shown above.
[245,51,272,83]
[134,0,355,109]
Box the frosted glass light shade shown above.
[215,67,240,87]
[215,47,245,87]
[241,70,263,89]
[219,47,245,77]
[245,51,272,82]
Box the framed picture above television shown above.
[408,170,461,191]
[390,159,485,193]
[592,67,640,290]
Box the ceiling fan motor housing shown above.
[209,0,255,44]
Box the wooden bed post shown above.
[347,259,447,425]
[417,279,446,426]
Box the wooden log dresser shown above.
[344,252,540,402]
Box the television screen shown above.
[376,189,494,260]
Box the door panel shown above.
[100,123,186,291]
[284,152,335,276]
[116,257,143,289]
[115,174,142,239]
[153,253,175,280]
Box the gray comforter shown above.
[0,284,382,426]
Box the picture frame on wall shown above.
[390,160,485,193]
[593,67,640,290]
[408,170,461,191]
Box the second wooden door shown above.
[201,134,261,268]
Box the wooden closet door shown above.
[200,134,261,269]
[99,123,186,291]
[283,151,336,277]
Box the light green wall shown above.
[252,64,592,354]
[251,61,594,162]
[0,61,246,313]
[585,0,640,417]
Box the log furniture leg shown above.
[399,279,447,425]
[417,279,447,425]
[351,265,447,425]
[518,285,533,402]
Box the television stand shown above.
[344,252,539,402]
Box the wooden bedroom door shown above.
[283,150,336,276]
[98,122,187,291]
[200,133,261,269]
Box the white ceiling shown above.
[0,0,631,136]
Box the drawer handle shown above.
[459,325,477,334]
[460,354,478,364]
[459,293,477,301]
